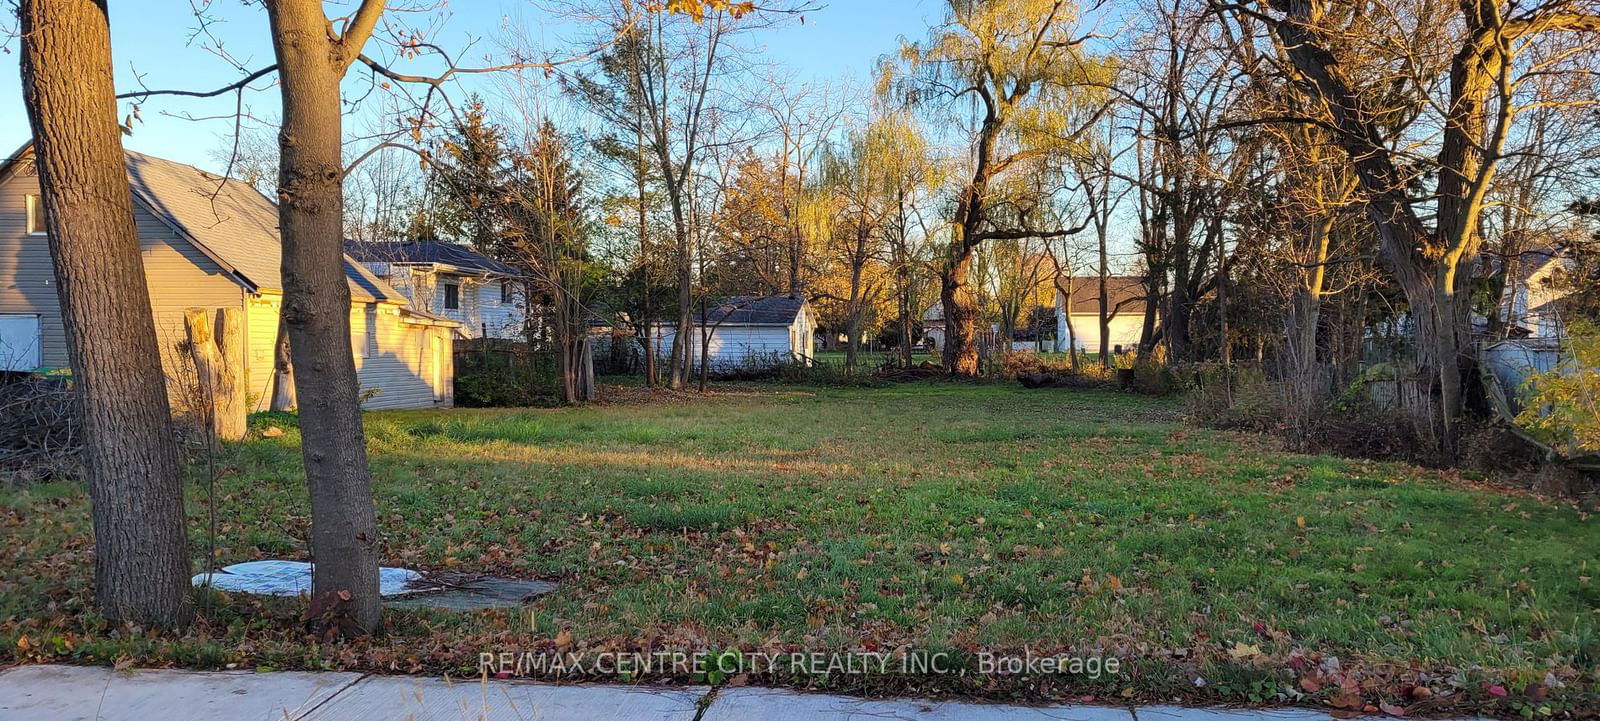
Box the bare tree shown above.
[1226,0,1600,456]
[253,0,396,634]
[18,0,193,629]
[566,5,762,388]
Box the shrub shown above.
[454,351,558,407]
[1184,363,1431,463]
[1131,360,1182,395]
[1517,322,1600,456]
[1002,352,1119,388]
[1185,365,1280,431]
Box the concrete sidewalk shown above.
[0,664,1429,721]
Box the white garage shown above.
[652,295,815,373]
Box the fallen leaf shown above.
[1227,641,1262,659]
[1329,690,1362,709]
[1379,702,1406,717]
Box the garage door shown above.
[0,315,41,371]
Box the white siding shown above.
[365,264,524,340]
[654,316,812,371]
[1057,312,1144,354]
[0,170,63,368]
[353,304,455,410]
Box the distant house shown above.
[0,143,460,410]
[654,295,815,371]
[1053,276,1147,354]
[346,239,527,340]
[920,302,1000,353]
[921,303,947,351]
[1494,247,1577,340]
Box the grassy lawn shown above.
[2,383,1596,714]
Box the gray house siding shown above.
[0,167,244,372]
[0,170,64,368]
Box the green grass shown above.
[1,383,1596,714]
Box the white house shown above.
[0,143,460,410]
[346,240,528,340]
[653,295,815,371]
[1054,276,1147,354]
[1495,247,1577,339]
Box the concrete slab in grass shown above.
[0,664,362,721]
[300,675,708,721]
[701,687,1136,721]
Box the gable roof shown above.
[697,295,807,326]
[1056,276,1145,315]
[345,239,522,277]
[3,142,403,304]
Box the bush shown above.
[453,351,558,407]
[1185,364,1430,464]
[1185,365,1279,431]
[1002,352,1120,390]
[1131,360,1182,395]
[1517,322,1600,456]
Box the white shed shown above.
[653,295,815,372]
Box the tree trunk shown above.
[668,214,692,390]
[1060,278,1080,373]
[185,308,247,441]
[844,244,866,376]
[1097,242,1110,369]
[896,283,915,369]
[939,250,982,376]
[19,0,194,629]
[270,314,297,411]
[1135,274,1161,362]
[265,0,383,634]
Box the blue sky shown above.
[0,1,942,172]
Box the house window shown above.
[25,194,45,235]
[443,282,460,310]
[500,280,514,304]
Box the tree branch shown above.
[115,65,279,100]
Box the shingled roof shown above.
[697,295,807,326]
[1,143,404,303]
[345,239,522,276]
[1057,276,1146,315]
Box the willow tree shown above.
[871,110,944,368]
[808,113,926,374]
[886,0,1108,375]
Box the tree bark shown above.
[185,308,247,441]
[939,249,983,376]
[19,0,194,629]
[270,314,297,411]
[1097,235,1110,368]
[264,0,384,634]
